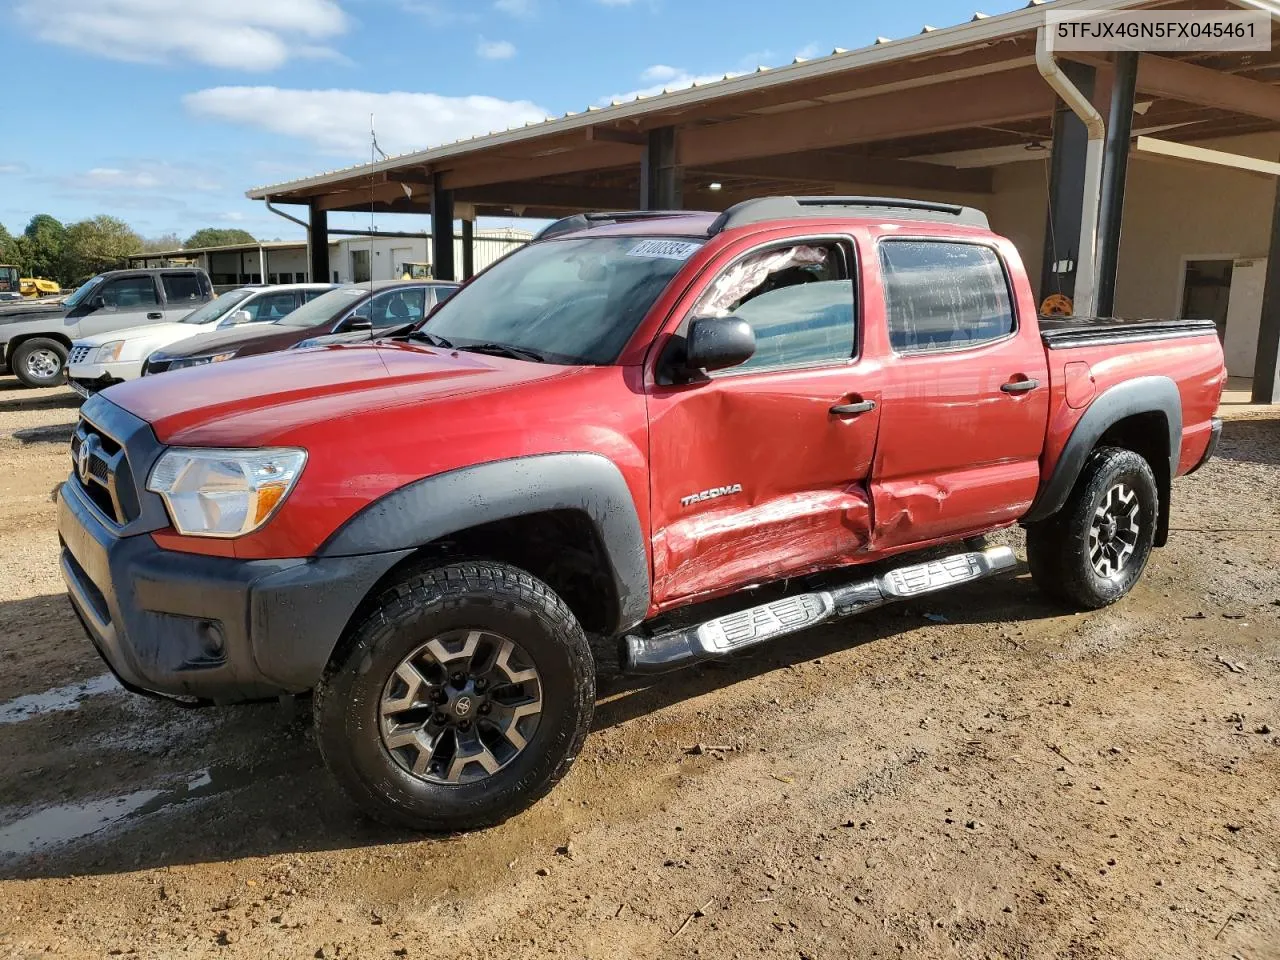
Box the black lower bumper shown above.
[57,479,411,703]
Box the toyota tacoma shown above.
[56,197,1226,832]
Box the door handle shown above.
[830,400,877,416]
[1001,377,1040,394]
[147,312,163,320]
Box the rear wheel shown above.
[314,560,595,832]
[12,338,68,388]
[1026,446,1158,610]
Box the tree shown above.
[62,216,143,281]
[141,232,182,254]
[22,214,66,280]
[185,227,256,249]
[0,223,17,266]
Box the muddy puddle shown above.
[0,674,119,725]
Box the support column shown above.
[640,127,682,210]
[308,201,330,284]
[1039,61,1097,308]
[461,218,475,280]
[432,174,456,281]
[1094,52,1137,319]
[1250,183,1280,404]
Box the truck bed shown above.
[1039,316,1218,349]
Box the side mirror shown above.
[346,317,373,332]
[230,309,253,325]
[89,295,106,310]
[685,316,756,374]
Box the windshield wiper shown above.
[408,330,454,348]
[457,341,547,363]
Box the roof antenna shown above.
[369,113,390,301]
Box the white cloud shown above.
[494,0,534,16]
[185,87,550,157]
[603,66,740,105]
[0,163,28,176]
[476,37,516,60]
[58,161,222,193]
[15,0,348,71]
[795,42,824,60]
[595,0,640,5]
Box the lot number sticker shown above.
[626,239,701,261]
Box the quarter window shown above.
[692,241,855,373]
[879,241,1014,353]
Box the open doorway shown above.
[1179,259,1235,339]
[351,248,371,284]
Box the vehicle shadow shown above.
[10,422,75,445]
[0,392,81,414]
[0,561,1061,881]
[1214,414,1280,468]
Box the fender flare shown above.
[1023,375,1181,539]
[318,452,651,633]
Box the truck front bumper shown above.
[57,478,411,703]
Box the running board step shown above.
[622,546,1016,674]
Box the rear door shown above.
[646,234,883,607]
[867,236,1049,548]
[75,274,164,337]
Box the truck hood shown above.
[104,341,569,445]
[0,301,69,323]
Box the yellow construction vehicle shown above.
[399,261,433,280]
[20,277,61,298]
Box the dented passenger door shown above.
[646,235,883,609]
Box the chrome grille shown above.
[68,345,93,365]
[69,418,137,526]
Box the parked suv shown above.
[0,267,213,387]
[57,198,1225,833]
[142,280,457,375]
[67,283,336,397]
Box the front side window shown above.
[161,273,202,303]
[355,287,426,328]
[691,241,855,373]
[100,276,158,308]
[879,241,1014,354]
[422,236,703,364]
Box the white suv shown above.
[67,283,335,396]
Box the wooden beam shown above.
[1137,54,1280,124]
[587,125,648,146]
[314,182,409,211]
[695,151,993,194]
[438,141,642,190]
[386,167,434,185]
[679,67,1056,167]
[458,182,639,211]
[1133,135,1280,179]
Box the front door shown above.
[868,237,1049,548]
[647,236,882,608]
[74,274,164,337]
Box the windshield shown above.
[274,285,367,327]
[421,236,703,364]
[62,276,104,309]
[180,287,254,324]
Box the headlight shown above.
[170,351,237,370]
[147,447,307,538]
[97,340,125,363]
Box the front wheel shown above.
[1026,446,1158,610]
[12,338,68,388]
[314,560,595,832]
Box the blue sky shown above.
[3,0,1027,243]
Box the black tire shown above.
[12,338,68,388]
[1026,446,1158,610]
[314,560,595,832]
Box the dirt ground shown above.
[0,377,1276,960]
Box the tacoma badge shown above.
[680,484,743,508]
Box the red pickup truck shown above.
[57,197,1226,832]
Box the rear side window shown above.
[246,291,301,321]
[162,273,203,303]
[879,241,1014,354]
